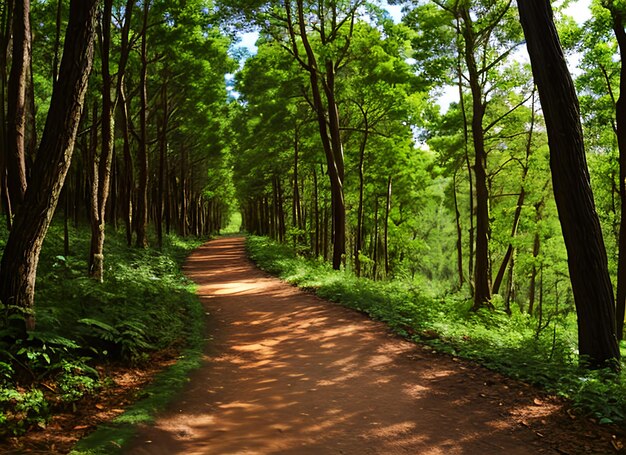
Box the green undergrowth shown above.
[69,287,205,455]
[0,220,204,438]
[246,235,626,426]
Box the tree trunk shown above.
[115,0,134,246]
[88,0,114,282]
[313,165,320,256]
[0,0,99,331]
[460,7,491,311]
[290,0,345,269]
[608,6,626,340]
[52,0,62,82]
[157,80,168,249]
[135,0,149,248]
[384,176,392,277]
[519,0,620,368]
[373,197,379,280]
[492,187,526,295]
[493,91,536,295]
[355,106,368,278]
[453,171,464,287]
[277,177,285,242]
[292,126,302,234]
[528,201,543,316]
[0,1,13,227]
[6,0,30,208]
[456,17,474,294]
[119,83,133,247]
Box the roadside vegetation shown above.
[247,235,626,425]
[0,221,202,437]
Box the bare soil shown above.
[124,236,625,455]
[0,355,177,454]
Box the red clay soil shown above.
[126,236,624,455]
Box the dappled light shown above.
[125,237,592,455]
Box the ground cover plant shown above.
[246,235,626,426]
[0,220,203,438]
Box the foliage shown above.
[247,235,626,424]
[0,221,202,436]
[69,270,206,455]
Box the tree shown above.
[601,0,626,340]
[518,0,621,368]
[0,0,100,331]
[88,0,115,281]
[6,0,30,208]
[219,0,373,269]
[402,0,525,309]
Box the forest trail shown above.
[125,236,612,455]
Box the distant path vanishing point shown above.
[125,236,588,455]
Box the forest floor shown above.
[3,236,624,454]
[124,236,624,455]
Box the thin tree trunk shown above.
[278,177,285,242]
[180,148,188,236]
[504,253,515,315]
[493,90,536,295]
[456,17,474,294]
[119,82,133,247]
[6,0,30,208]
[313,166,322,258]
[115,0,134,246]
[453,170,464,287]
[0,0,98,331]
[288,0,345,269]
[135,0,149,248]
[608,7,626,340]
[519,0,620,368]
[528,202,543,316]
[0,0,13,228]
[293,126,302,234]
[460,7,491,311]
[157,80,168,248]
[355,106,368,277]
[373,197,379,280]
[88,0,114,282]
[52,0,62,82]
[384,176,392,277]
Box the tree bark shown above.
[88,0,115,282]
[0,0,13,227]
[460,6,491,311]
[384,176,392,277]
[519,0,620,368]
[313,165,320,256]
[286,0,346,269]
[157,80,168,248]
[453,170,464,287]
[135,0,150,248]
[6,0,30,208]
[456,17,474,295]
[0,0,99,331]
[528,224,541,316]
[608,5,626,340]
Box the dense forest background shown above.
[0,0,625,440]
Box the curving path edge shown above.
[125,236,574,455]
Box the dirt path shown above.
[126,236,621,455]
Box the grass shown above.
[0,220,206,442]
[246,235,626,425]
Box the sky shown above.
[230,0,595,107]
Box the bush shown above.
[0,221,202,435]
